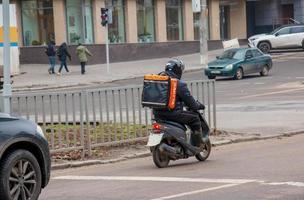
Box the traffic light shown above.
[101,8,108,27]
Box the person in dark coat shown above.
[153,59,209,147]
[45,40,56,74]
[57,42,71,75]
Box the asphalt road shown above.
[41,133,304,200]
[13,50,304,134]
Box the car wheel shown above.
[208,75,216,79]
[260,65,269,76]
[302,40,304,50]
[234,68,243,80]
[0,150,42,200]
[258,42,271,53]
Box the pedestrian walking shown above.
[45,40,56,74]
[57,42,71,75]
[76,43,93,75]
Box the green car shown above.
[205,48,273,80]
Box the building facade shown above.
[4,0,304,64]
[13,0,251,47]
[246,0,304,37]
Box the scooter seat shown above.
[163,121,187,131]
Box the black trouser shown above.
[155,111,209,146]
[80,62,86,74]
[156,111,202,132]
[59,60,69,73]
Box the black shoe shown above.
[185,145,201,156]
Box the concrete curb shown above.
[12,67,205,92]
[51,130,304,170]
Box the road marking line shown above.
[53,176,256,184]
[150,183,240,200]
[259,181,304,187]
[239,87,304,99]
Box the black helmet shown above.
[165,58,185,79]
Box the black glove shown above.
[196,101,205,110]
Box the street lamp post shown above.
[200,0,208,67]
[2,0,12,113]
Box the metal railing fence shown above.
[3,80,216,158]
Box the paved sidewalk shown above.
[12,49,224,91]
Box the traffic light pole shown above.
[2,0,12,114]
[105,24,110,74]
[200,0,208,67]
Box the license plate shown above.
[211,70,221,74]
[147,133,164,146]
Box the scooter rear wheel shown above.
[152,144,170,168]
[195,140,211,161]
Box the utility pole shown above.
[101,8,110,74]
[105,23,110,74]
[2,0,12,114]
[200,0,208,67]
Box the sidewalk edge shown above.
[51,130,304,170]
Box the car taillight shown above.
[152,123,163,133]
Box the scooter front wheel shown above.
[152,144,170,168]
[195,139,211,161]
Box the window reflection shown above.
[66,0,94,44]
[166,0,184,41]
[106,0,126,43]
[21,0,54,46]
[137,0,155,43]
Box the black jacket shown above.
[45,43,56,57]
[153,71,202,117]
[57,44,71,62]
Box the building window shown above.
[21,0,54,46]
[166,0,184,41]
[66,0,94,44]
[106,0,126,43]
[137,0,155,43]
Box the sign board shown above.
[222,38,240,50]
[192,0,201,13]
[0,4,20,75]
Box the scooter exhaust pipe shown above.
[159,143,180,158]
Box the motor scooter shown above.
[147,109,211,168]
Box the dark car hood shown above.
[0,113,18,120]
[0,113,12,118]
[208,58,240,67]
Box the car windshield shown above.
[219,49,244,60]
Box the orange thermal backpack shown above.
[141,74,178,110]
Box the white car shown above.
[248,24,304,53]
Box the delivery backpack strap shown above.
[168,78,178,110]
